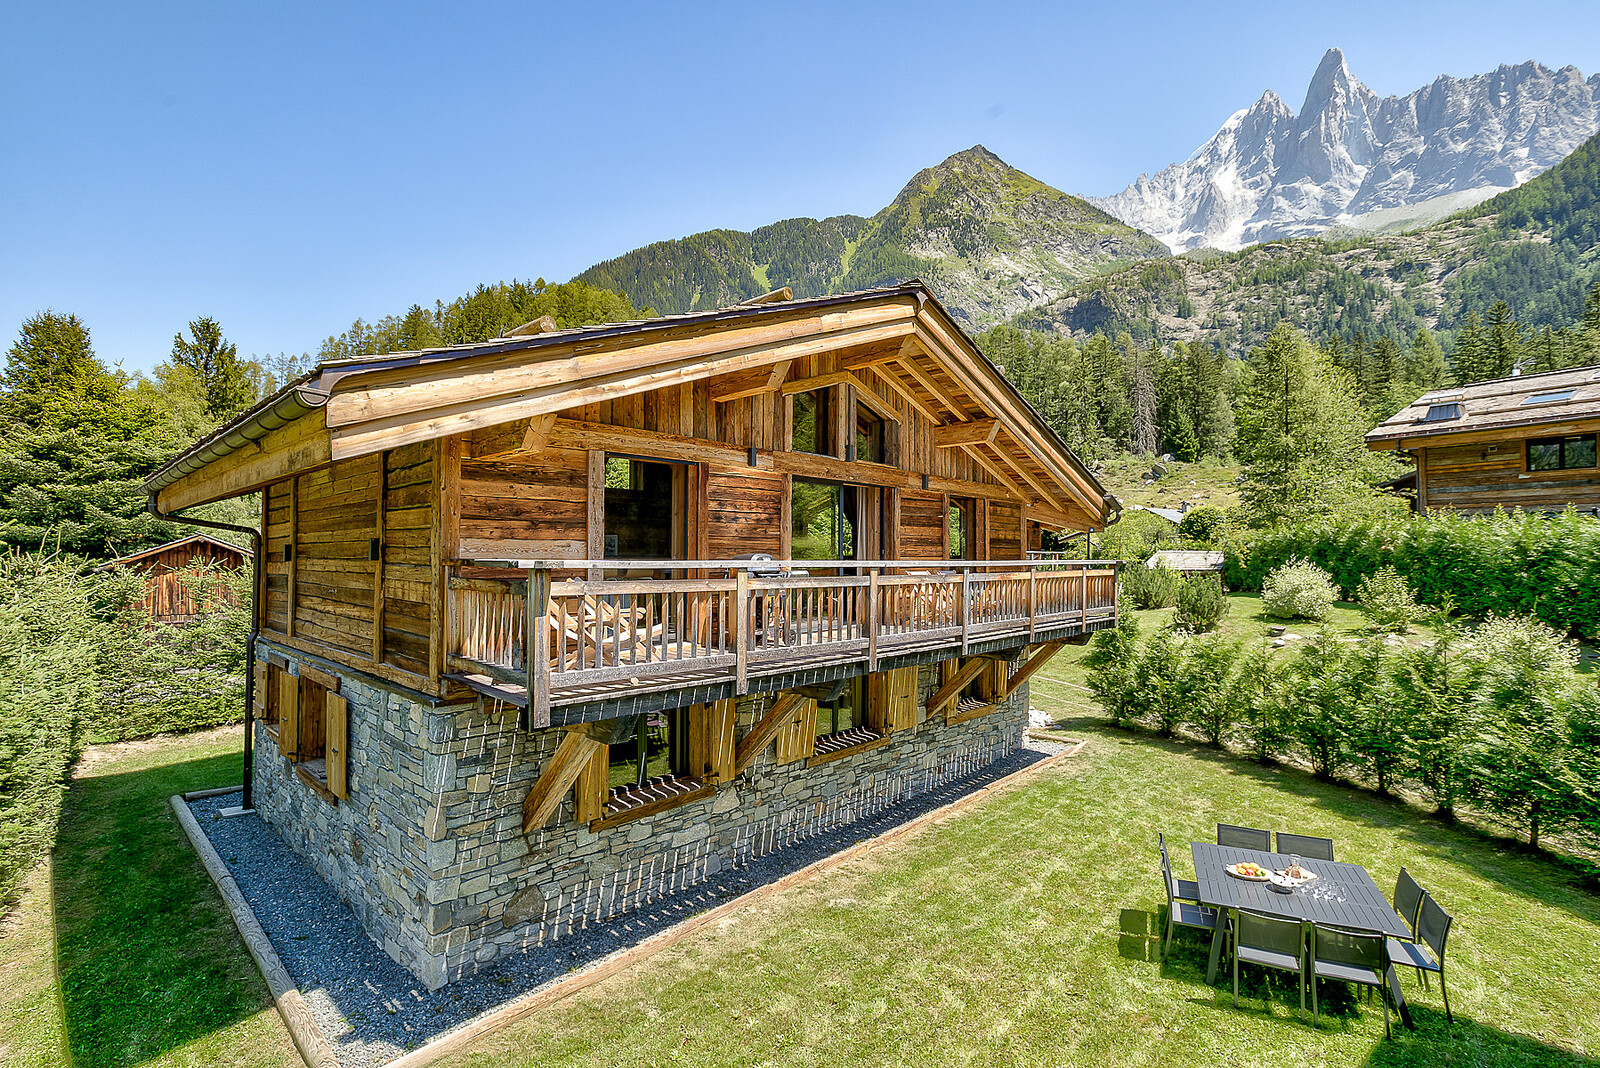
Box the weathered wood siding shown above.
[706,471,784,559]
[1420,437,1600,513]
[899,491,946,561]
[292,455,380,659]
[989,501,1022,560]
[382,442,435,676]
[458,447,588,558]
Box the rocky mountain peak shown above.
[1092,50,1600,252]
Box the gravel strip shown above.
[191,741,1058,1067]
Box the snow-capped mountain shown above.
[1094,49,1600,253]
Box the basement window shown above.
[1528,434,1598,471]
[811,676,883,757]
[606,708,695,811]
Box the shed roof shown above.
[1146,550,1224,571]
[98,533,250,570]
[1366,363,1600,447]
[146,281,1116,530]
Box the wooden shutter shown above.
[252,662,267,719]
[277,670,299,759]
[704,700,735,783]
[575,745,608,823]
[774,698,818,763]
[326,692,348,799]
[985,660,1009,702]
[875,666,918,733]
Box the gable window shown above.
[791,389,833,456]
[854,403,886,464]
[1528,434,1598,471]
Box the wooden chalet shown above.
[1367,364,1600,514]
[99,533,249,623]
[146,281,1120,987]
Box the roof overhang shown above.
[147,282,1112,529]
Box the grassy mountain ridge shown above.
[1017,130,1600,351]
[574,146,1168,329]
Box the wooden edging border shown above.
[169,796,341,1068]
[384,740,1087,1068]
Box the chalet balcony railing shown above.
[445,558,1119,724]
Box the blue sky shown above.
[4,1,1598,374]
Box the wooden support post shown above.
[867,569,880,671]
[1080,565,1089,629]
[525,568,552,729]
[959,569,970,654]
[1003,641,1066,700]
[522,725,606,833]
[372,450,387,664]
[586,450,605,582]
[925,656,989,718]
[732,692,806,775]
[734,568,750,695]
[1028,568,1037,643]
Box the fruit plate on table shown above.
[1225,861,1272,881]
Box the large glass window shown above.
[607,709,689,792]
[855,404,886,464]
[603,456,680,559]
[791,389,833,455]
[792,479,856,561]
[1527,434,1597,471]
[815,676,868,739]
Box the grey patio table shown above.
[1190,842,1415,1028]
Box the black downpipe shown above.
[148,494,262,809]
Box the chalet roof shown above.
[1146,549,1224,572]
[97,532,250,570]
[146,281,1116,529]
[1366,363,1600,447]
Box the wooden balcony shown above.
[444,558,1119,726]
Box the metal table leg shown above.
[1385,964,1414,1029]
[1205,907,1229,984]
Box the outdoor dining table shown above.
[1190,842,1416,1028]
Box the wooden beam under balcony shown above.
[523,722,612,832]
[732,692,807,775]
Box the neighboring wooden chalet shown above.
[146,281,1119,987]
[1367,365,1600,514]
[99,533,249,622]
[1145,549,1224,577]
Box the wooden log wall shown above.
[988,502,1022,560]
[706,471,784,559]
[1420,437,1600,512]
[382,442,436,675]
[899,492,946,560]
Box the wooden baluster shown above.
[735,570,750,694]
[525,569,551,729]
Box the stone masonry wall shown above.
[253,651,1029,989]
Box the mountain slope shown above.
[574,147,1169,329]
[1095,49,1600,252]
[1021,128,1600,349]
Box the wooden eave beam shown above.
[327,316,916,461]
[709,360,792,403]
[778,369,854,396]
[155,410,332,513]
[957,443,1037,502]
[893,351,969,421]
[858,364,943,424]
[980,440,1073,514]
[849,376,902,423]
[732,692,806,775]
[471,413,557,460]
[933,418,1000,448]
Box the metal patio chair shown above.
[1158,832,1200,902]
[1386,891,1454,1023]
[1233,910,1308,1019]
[1276,831,1335,861]
[1161,846,1219,960]
[1217,823,1272,851]
[1392,867,1425,940]
[1310,924,1394,1038]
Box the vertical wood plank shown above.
[779,475,793,561]
[286,477,298,638]
[278,671,299,760]
[371,450,387,664]
[326,693,349,799]
[586,450,605,580]
[575,744,608,823]
[734,569,750,694]
[526,569,552,729]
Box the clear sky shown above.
[5,0,1598,374]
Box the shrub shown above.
[1177,506,1228,545]
[1174,575,1228,632]
[1284,632,1385,780]
[1125,561,1182,610]
[1356,565,1423,633]
[1083,613,1142,729]
[1392,632,1468,817]
[1261,558,1339,621]
[1134,630,1184,737]
[1227,642,1289,763]
[1177,634,1239,745]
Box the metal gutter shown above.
[145,384,331,496]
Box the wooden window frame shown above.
[581,701,733,830]
[1526,433,1598,472]
[275,665,348,803]
[789,388,837,458]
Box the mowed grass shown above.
[440,717,1599,1065]
[5,657,1597,1068]
[0,728,297,1068]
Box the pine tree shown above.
[1451,312,1488,385]
[170,317,253,421]
[1483,301,1524,379]
[1407,329,1448,389]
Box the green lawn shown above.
[0,728,296,1068]
[5,661,1597,1068]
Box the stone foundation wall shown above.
[253,650,1029,989]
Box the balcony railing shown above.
[445,558,1119,725]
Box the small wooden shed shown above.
[102,533,249,623]
[1145,549,1224,578]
